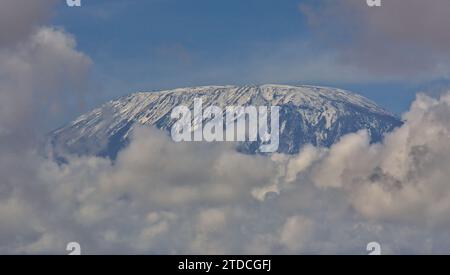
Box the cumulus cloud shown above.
[0,90,449,254]
[0,26,92,151]
[279,215,314,252]
[0,0,92,254]
[285,92,450,228]
[300,0,450,80]
[7,128,281,254]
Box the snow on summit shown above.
[49,84,402,159]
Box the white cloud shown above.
[0,91,449,254]
[0,26,92,151]
[279,216,314,252]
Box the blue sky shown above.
[52,0,450,115]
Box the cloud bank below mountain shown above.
[1,90,450,254]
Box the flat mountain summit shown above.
[48,84,402,159]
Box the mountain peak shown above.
[49,84,402,159]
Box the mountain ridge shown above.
[48,84,402,159]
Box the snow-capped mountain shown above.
[48,84,402,159]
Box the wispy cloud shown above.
[300,0,450,81]
[0,0,57,48]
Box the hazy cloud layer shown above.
[300,0,450,80]
[0,0,57,48]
